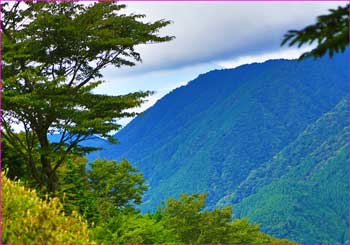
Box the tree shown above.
[88,159,147,212]
[159,193,294,244]
[281,4,349,59]
[162,193,207,243]
[56,156,91,216]
[1,1,173,193]
[56,158,147,224]
[2,134,32,182]
[92,213,178,244]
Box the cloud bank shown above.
[93,2,345,126]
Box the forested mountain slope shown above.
[89,52,348,243]
[220,98,348,243]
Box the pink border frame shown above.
[0,1,349,245]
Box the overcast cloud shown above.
[109,2,343,74]
[93,2,345,126]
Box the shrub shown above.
[2,173,92,244]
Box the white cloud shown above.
[216,47,312,69]
[94,2,346,127]
[113,1,344,74]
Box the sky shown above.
[91,1,345,126]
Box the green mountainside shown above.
[221,98,348,243]
[89,53,349,243]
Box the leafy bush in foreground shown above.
[2,173,92,244]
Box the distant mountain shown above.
[88,52,348,243]
[48,134,107,149]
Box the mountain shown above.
[220,98,348,243]
[89,52,348,243]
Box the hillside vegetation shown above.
[89,52,348,243]
[228,98,349,243]
[2,171,293,244]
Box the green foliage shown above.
[89,192,293,244]
[89,159,148,210]
[162,193,210,243]
[2,172,92,244]
[91,212,178,244]
[94,53,347,215]
[56,156,92,216]
[229,99,349,243]
[3,154,293,244]
[88,54,347,243]
[55,158,147,226]
[85,159,148,228]
[1,1,173,193]
[117,214,177,244]
[282,4,349,59]
[159,193,293,244]
[2,134,31,182]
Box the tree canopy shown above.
[90,192,294,244]
[282,4,349,59]
[1,1,173,193]
[55,157,147,226]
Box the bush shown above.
[2,173,92,244]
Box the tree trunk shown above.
[38,131,59,194]
[41,154,59,194]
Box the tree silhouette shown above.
[282,4,349,59]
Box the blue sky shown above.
[92,1,345,126]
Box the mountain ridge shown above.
[88,52,348,243]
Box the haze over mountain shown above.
[88,52,348,243]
